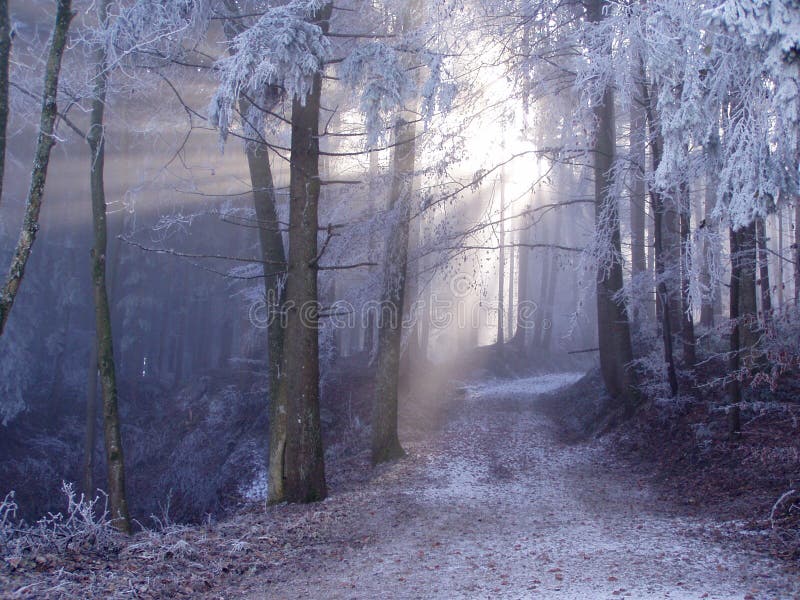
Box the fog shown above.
[2,1,800,597]
[0,12,597,523]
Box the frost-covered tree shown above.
[581,0,637,405]
[210,0,335,503]
[369,0,421,465]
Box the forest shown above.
[0,0,799,597]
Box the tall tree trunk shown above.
[630,53,647,305]
[777,207,784,310]
[364,150,380,355]
[513,211,531,348]
[507,234,515,340]
[271,2,331,503]
[664,200,682,347]
[701,125,720,328]
[88,0,129,533]
[244,136,289,501]
[419,285,430,360]
[223,0,287,403]
[534,248,550,348]
[0,0,10,208]
[541,213,562,351]
[372,117,416,465]
[795,199,800,304]
[587,0,635,405]
[540,252,560,351]
[83,341,98,498]
[728,227,742,404]
[644,82,678,396]
[0,0,73,335]
[680,186,696,367]
[371,0,420,465]
[654,196,679,397]
[401,199,421,364]
[756,217,772,323]
[496,172,505,346]
[738,221,759,354]
[646,194,656,320]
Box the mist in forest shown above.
[1,1,800,597]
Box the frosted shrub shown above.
[0,483,121,558]
[752,305,800,390]
[629,320,673,399]
[0,491,18,553]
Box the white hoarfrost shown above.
[462,372,585,402]
[209,1,331,140]
[340,42,415,147]
[242,372,799,599]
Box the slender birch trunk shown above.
[0,0,73,335]
[88,0,130,532]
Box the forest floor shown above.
[2,371,799,599]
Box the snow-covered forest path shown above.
[233,373,799,600]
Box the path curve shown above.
[237,373,799,600]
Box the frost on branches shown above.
[208,1,332,141]
[106,0,211,68]
[340,42,415,147]
[711,0,800,221]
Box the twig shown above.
[770,489,798,529]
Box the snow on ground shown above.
[231,372,798,600]
[461,372,584,402]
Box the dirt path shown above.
[228,373,798,600]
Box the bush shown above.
[0,482,121,559]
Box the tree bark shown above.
[630,53,647,290]
[644,81,678,397]
[242,116,288,504]
[83,342,98,498]
[679,186,696,367]
[271,2,331,503]
[756,217,772,323]
[777,206,784,310]
[496,171,506,347]
[364,151,380,355]
[222,0,287,402]
[795,199,800,304]
[540,213,562,351]
[372,117,416,465]
[0,0,10,209]
[0,0,73,335]
[534,220,551,349]
[738,221,759,354]
[652,192,679,397]
[88,0,130,533]
[513,209,531,348]
[371,0,421,464]
[507,233,515,340]
[728,227,742,404]
[587,0,635,406]
[700,125,720,328]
